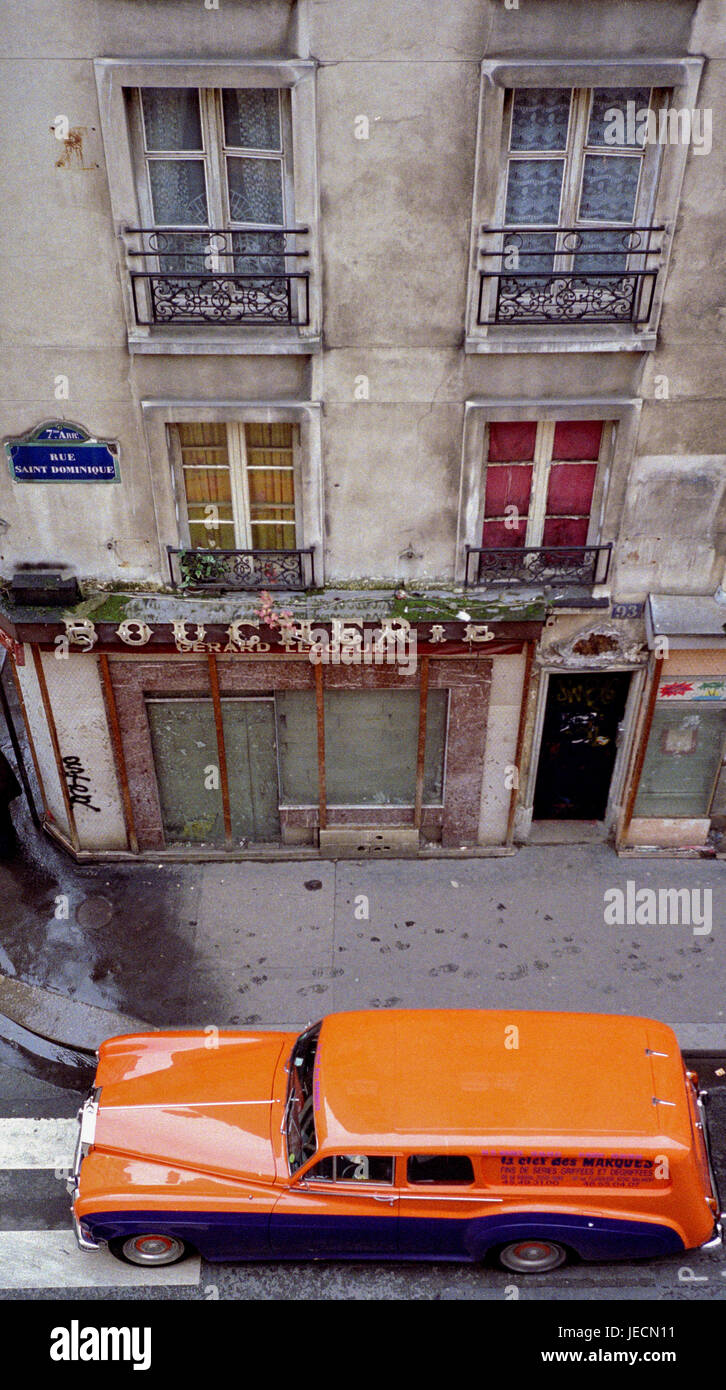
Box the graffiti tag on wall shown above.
[62,755,101,813]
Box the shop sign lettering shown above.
[309,620,416,672]
[56,616,504,657]
[463,624,495,644]
[224,621,271,653]
[172,621,214,652]
[63,618,97,651]
[555,679,621,707]
[116,621,153,646]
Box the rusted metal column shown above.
[208,654,232,847]
[99,653,139,854]
[506,640,535,846]
[414,655,430,830]
[314,662,327,831]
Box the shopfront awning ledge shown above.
[646,594,726,649]
[0,586,547,656]
[1,585,547,633]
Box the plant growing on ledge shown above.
[257,590,294,635]
[179,551,229,588]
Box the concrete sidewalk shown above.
[0,822,724,1052]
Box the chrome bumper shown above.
[699,1220,724,1253]
[68,1088,104,1252]
[693,1082,725,1251]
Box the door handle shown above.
[371,1194,396,1204]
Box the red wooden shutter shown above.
[542,420,601,547]
[482,422,536,549]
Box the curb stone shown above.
[0,971,724,1056]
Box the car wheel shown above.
[109,1234,192,1267]
[497,1239,568,1273]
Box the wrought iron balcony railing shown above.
[464,543,613,589]
[476,225,663,327]
[124,226,311,327]
[168,546,316,593]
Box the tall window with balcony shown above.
[478,87,664,328]
[127,87,309,327]
[168,422,314,591]
[467,419,613,588]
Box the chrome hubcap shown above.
[500,1240,566,1272]
[122,1234,185,1266]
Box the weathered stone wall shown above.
[3,0,722,600]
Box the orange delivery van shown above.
[69,1009,722,1273]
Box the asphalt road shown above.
[1,1053,725,1303]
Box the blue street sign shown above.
[5,421,120,483]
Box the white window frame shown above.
[496,84,666,265]
[128,87,296,255]
[140,400,324,584]
[94,59,321,354]
[465,57,704,354]
[457,397,643,587]
[168,420,303,553]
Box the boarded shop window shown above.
[325,690,447,807]
[172,421,298,550]
[220,699,281,840]
[275,689,448,807]
[633,705,726,818]
[146,697,280,843]
[482,419,607,550]
[276,690,318,804]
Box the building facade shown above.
[1,0,725,860]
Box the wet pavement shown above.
[0,816,225,1026]
[0,794,724,1048]
[0,1014,94,1092]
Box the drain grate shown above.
[75,895,114,929]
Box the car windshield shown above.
[284,1021,321,1174]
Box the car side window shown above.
[306,1154,394,1184]
[407,1154,475,1185]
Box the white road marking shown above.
[0,1118,77,1169]
[0,1232,201,1288]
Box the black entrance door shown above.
[533,673,631,820]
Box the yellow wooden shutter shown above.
[244,421,296,549]
[178,422,236,549]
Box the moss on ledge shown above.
[59,584,547,628]
[80,593,134,624]
[389,593,547,623]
